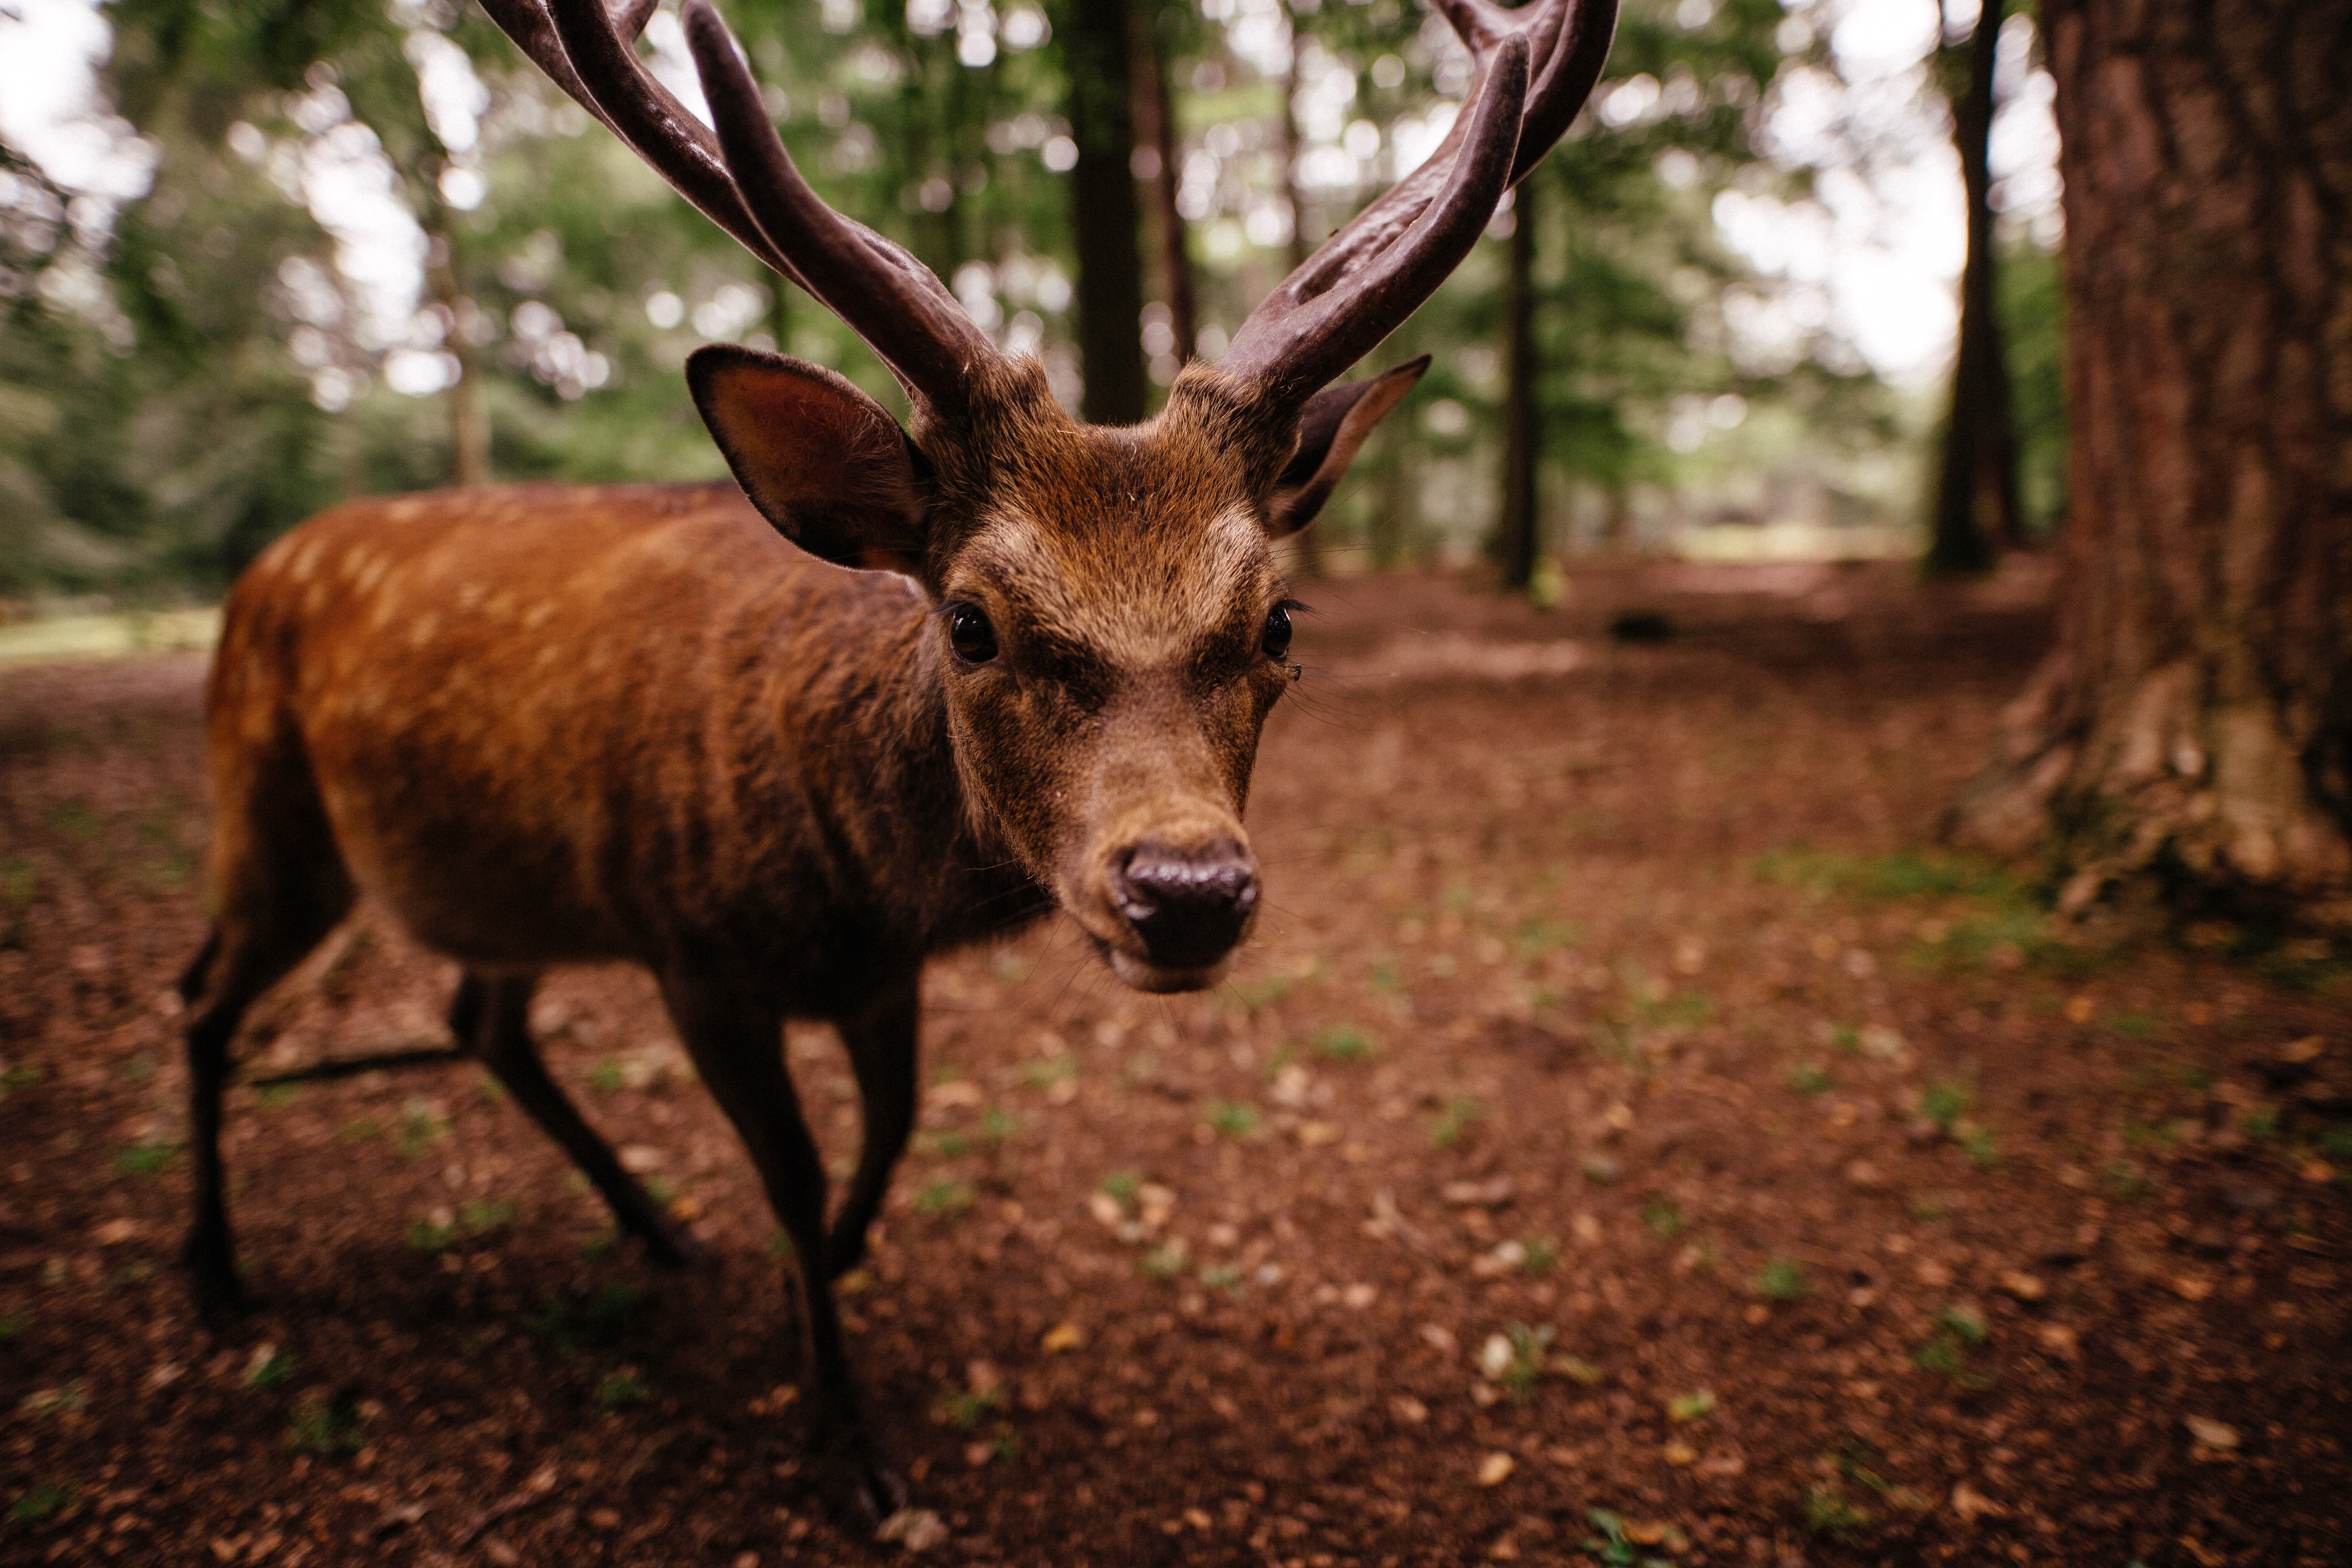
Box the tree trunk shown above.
[1279,30,1323,576]
[1925,0,2025,575]
[1496,183,1540,591]
[426,222,489,488]
[1059,0,1147,425]
[1132,5,1195,361]
[1950,0,2352,926]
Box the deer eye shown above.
[1261,601,1296,662]
[946,602,998,664]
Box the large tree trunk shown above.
[1924,0,2026,575]
[1950,0,2352,925]
[1495,182,1540,591]
[1059,0,1147,425]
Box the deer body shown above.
[215,481,1041,994]
[180,0,1615,1520]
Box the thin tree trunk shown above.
[1059,0,1146,425]
[1925,0,2025,575]
[1950,0,2352,923]
[1132,5,1195,361]
[426,222,488,488]
[1279,29,1323,576]
[1497,184,1539,591]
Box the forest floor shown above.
[1,559,2347,1568]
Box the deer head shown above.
[479,0,1617,991]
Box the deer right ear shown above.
[686,344,928,570]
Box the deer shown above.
[174,0,1617,1519]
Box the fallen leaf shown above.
[963,1441,994,1468]
[1697,1454,1746,1478]
[2064,995,2095,1024]
[1950,1480,2005,1521]
[1914,1260,1955,1287]
[1417,1323,1459,1354]
[1475,1452,1516,1488]
[1295,1120,1341,1148]
[928,1082,984,1108]
[1441,1176,1517,1208]
[2280,1035,2325,1064]
[1844,1159,1883,1189]
[1086,1192,1122,1227]
[2036,1323,2080,1358]
[2183,1416,2239,1450]
[1998,1270,2047,1302]
[93,1218,140,1246]
[1390,1395,1428,1423]
[2169,1274,2214,1302]
[2301,1160,2337,1184]
[1040,1323,1082,1354]
[1182,1507,1212,1530]
[1341,1283,1377,1310]
[1623,1520,1670,1546]
[1662,1440,1697,1466]
[1604,1103,1635,1132]
[1486,1535,1519,1561]
[617,1145,664,1173]
[964,1360,1000,1397]
[875,1508,949,1552]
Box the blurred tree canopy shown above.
[0,0,2040,601]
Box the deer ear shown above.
[686,344,927,570]
[1267,354,1430,537]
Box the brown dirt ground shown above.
[1,561,2348,1568]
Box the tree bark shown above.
[1496,183,1540,591]
[1279,29,1323,576]
[1132,5,1195,361]
[1950,0,2352,926]
[1925,0,2026,575]
[1059,0,1147,425]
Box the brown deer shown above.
[176,0,1616,1516]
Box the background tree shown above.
[1922,0,2024,575]
[1952,0,2352,924]
[1054,0,1147,424]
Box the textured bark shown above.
[1951,0,2352,924]
[1278,33,1323,577]
[1133,9,1196,361]
[1926,0,2026,575]
[1060,0,1147,425]
[1496,183,1540,590]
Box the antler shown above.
[477,0,999,412]
[1218,0,1619,410]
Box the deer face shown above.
[689,348,1424,991]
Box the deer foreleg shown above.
[826,977,920,1281]
[453,972,699,1267]
[660,969,902,1521]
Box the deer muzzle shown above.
[1109,838,1259,978]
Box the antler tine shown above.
[477,0,802,287]
[1216,0,1616,412]
[678,0,998,410]
[1219,31,1530,407]
[483,0,995,411]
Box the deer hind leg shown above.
[659,969,902,1522]
[826,978,920,1281]
[451,971,697,1267]
[179,781,356,1323]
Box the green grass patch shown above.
[1755,1258,1809,1301]
[1639,1199,1684,1238]
[286,1392,367,1456]
[1205,1100,1261,1138]
[1666,1388,1716,1423]
[0,1060,46,1097]
[1311,1025,1375,1062]
[114,1141,179,1178]
[394,1100,448,1158]
[911,1178,973,1216]
[586,1059,625,1094]
[1430,1097,1483,1148]
[1784,1065,1833,1096]
[9,1483,78,1526]
[594,1367,649,1409]
[1803,1483,1870,1537]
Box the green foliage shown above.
[1205,1100,1261,1137]
[912,1177,973,1215]
[1666,1387,1715,1422]
[285,1391,367,1455]
[245,1350,296,1390]
[1311,1025,1375,1062]
[1754,1258,1808,1301]
[9,1483,79,1526]
[114,1140,180,1177]
[1580,1506,1672,1568]
[1430,1096,1483,1148]
[594,1367,649,1409]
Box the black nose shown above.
[1111,840,1259,969]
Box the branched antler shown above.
[477,0,998,412]
[1218,0,1618,410]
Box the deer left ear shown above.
[686,344,928,570]
[1267,355,1430,537]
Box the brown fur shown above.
[180,359,1419,1514]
